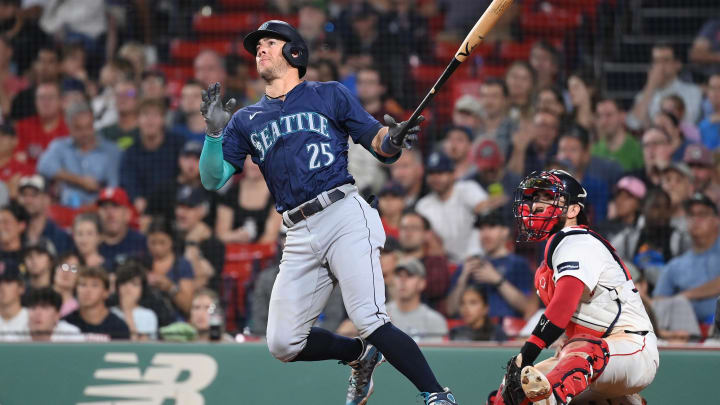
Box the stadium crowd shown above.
[0,0,718,345]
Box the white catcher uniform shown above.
[531,226,659,404]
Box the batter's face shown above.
[256,37,291,81]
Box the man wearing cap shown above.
[442,126,476,180]
[0,262,28,341]
[15,81,69,166]
[386,258,448,343]
[97,187,148,270]
[21,238,56,294]
[597,176,646,240]
[17,174,73,254]
[660,162,695,230]
[684,143,720,204]
[476,78,517,157]
[447,210,536,324]
[0,201,29,269]
[120,97,184,216]
[37,100,121,207]
[417,151,488,262]
[174,185,225,292]
[452,94,483,135]
[592,97,644,172]
[654,193,720,325]
[0,123,33,195]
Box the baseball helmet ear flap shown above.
[282,43,308,78]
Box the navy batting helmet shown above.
[243,20,309,78]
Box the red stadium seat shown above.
[521,7,581,37]
[193,12,299,36]
[170,39,236,61]
[447,318,465,330]
[499,41,533,62]
[222,242,277,332]
[219,0,266,11]
[156,64,194,82]
[48,204,81,230]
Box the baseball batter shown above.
[199,20,458,405]
[489,170,659,405]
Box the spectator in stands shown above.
[0,263,27,341]
[689,18,720,78]
[636,126,675,187]
[384,0,430,62]
[99,78,139,150]
[556,129,611,222]
[15,81,68,165]
[0,201,28,268]
[120,98,183,216]
[505,61,536,120]
[26,287,83,341]
[118,42,146,83]
[145,217,194,316]
[59,77,88,112]
[447,211,535,322]
[628,44,702,130]
[684,144,720,204]
[660,163,695,231]
[378,181,406,240]
[72,213,104,268]
[592,97,644,171]
[0,0,49,76]
[188,288,234,341]
[0,37,27,117]
[416,151,488,262]
[297,2,330,56]
[380,237,400,301]
[449,285,506,341]
[452,95,483,136]
[92,57,134,131]
[140,70,167,102]
[22,238,55,292]
[397,210,450,311]
[59,42,88,84]
[170,80,206,143]
[654,193,720,326]
[442,126,476,180]
[567,71,596,133]
[10,45,60,121]
[390,149,427,208]
[477,78,516,157]
[216,156,282,244]
[110,263,157,340]
[224,54,256,108]
[470,139,521,221]
[0,123,33,197]
[194,50,226,91]
[97,187,147,269]
[530,40,561,90]
[175,186,224,291]
[64,266,130,340]
[507,109,560,176]
[653,110,690,162]
[17,174,72,254]
[52,252,79,317]
[535,87,568,127]
[386,258,447,342]
[699,72,720,149]
[37,100,121,207]
[597,176,646,241]
[662,94,700,143]
[39,0,109,64]
[612,188,690,286]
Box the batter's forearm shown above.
[371,127,394,157]
[199,135,235,190]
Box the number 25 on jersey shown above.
[306,142,335,169]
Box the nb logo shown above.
[78,352,217,405]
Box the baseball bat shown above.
[397,0,514,138]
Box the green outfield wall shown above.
[0,342,716,404]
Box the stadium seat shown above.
[192,12,299,36]
[499,41,533,62]
[446,318,465,330]
[156,64,194,82]
[521,7,581,37]
[219,0,266,11]
[170,39,236,61]
[222,243,278,332]
[48,204,81,230]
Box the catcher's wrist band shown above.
[531,314,565,348]
[520,341,542,365]
[206,129,223,139]
[380,133,401,155]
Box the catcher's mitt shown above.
[500,355,527,405]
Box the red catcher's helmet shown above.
[513,170,587,242]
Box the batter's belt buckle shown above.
[298,204,309,219]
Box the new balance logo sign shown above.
[78,352,217,405]
[557,261,580,273]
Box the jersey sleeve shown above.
[221,112,253,170]
[332,82,383,150]
[551,236,601,291]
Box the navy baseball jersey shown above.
[221,80,387,212]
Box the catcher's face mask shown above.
[513,173,568,242]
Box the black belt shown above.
[285,189,346,226]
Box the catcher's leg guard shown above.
[544,334,610,404]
